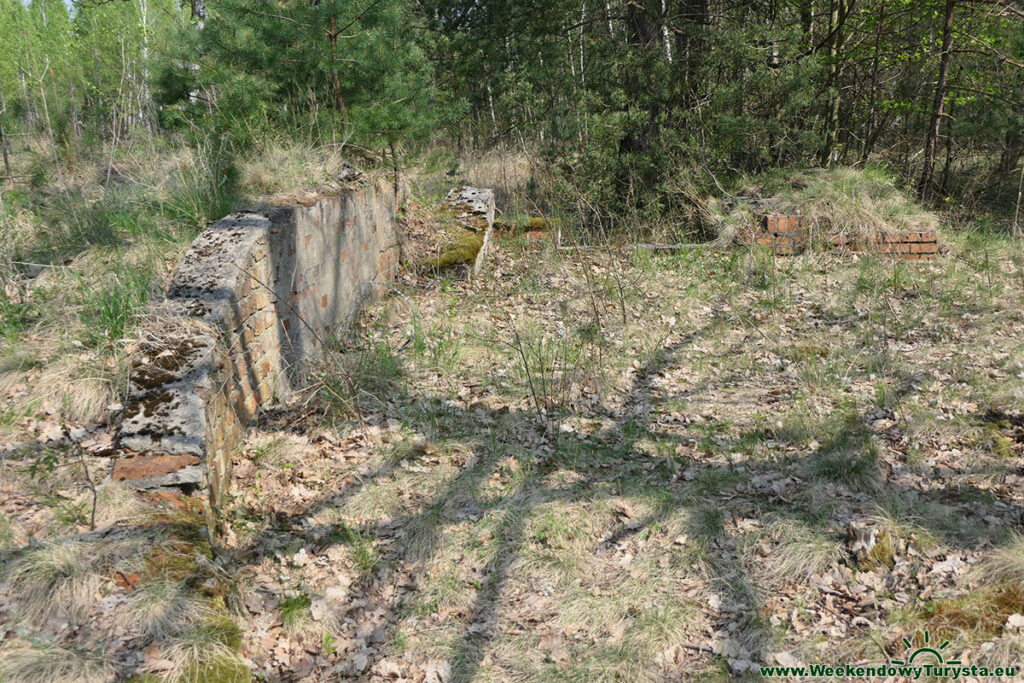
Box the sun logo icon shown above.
[890,630,961,666]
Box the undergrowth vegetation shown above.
[2,179,1023,677]
[0,136,367,432]
[705,166,941,246]
[0,0,1020,676]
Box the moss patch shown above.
[914,582,1024,644]
[974,422,1018,458]
[421,229,484,272]
[142,503,212,584]
[526,216,561,230]
[859,529,896,570]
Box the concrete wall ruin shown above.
[112,183,495,515]
[113,181,402,510]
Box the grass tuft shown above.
[805,409,882,492]
[3,541,103,624]
[280,593,312,633]
[311,339,403,418]
[127,580,207,640]
[0,512,18,550]
[77,264,153,348]
[163,620,248,683]
[756,519,846,585]
[980,533,1024,585]
[0,642,114,683]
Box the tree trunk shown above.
[187,0,206,104]
[674,0,709,104]
[860,3,885,162]
[138,0,152,130]
[819,0,848,166]
[918,0,955,199]
[1013,159,1023,238]
[996,126,1022,178]
[800,0,814,44]
[329,16,346,112]
[940,74,958,196]
[0,87,12,188]
[190,0,206,26]
[389,139,400,203]
[618,0,662,156]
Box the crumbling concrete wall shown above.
[444,186,495,277]
[114,181,401,510]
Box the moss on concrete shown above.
[422,228,485,272]
[526,216,561,230]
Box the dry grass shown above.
[161,620,248,683]
[239,141,355,199]
[978,633,1024,672]
[979,532,1024,585]
[765,167,938,239]
[917,583,1024,645]
[0,512,21,550]
[27,356,115,424]
[2,540,105,624]
[710,167,940,246]
[84,481,153,530]
[462,148,536,199]
[0,642,114,683]
[125,580,208,640]
[753,519,846,586]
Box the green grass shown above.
[0,512,15,550]
[280,593,312,632]
[76,263,154,347]
[810,447,880,491]
[326,522,380,575]
[0,290,39,342]
[687,504,725,547]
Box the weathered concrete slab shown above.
[444,186,495,277]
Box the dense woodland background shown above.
[0,0,1022,232]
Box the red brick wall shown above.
[831,231,939,259]
[753,215,939,260]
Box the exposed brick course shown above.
[754,215,940,260]
[113,453,201,481]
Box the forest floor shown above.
[3,198,1024,682]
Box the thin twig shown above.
[508,313,545,428]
